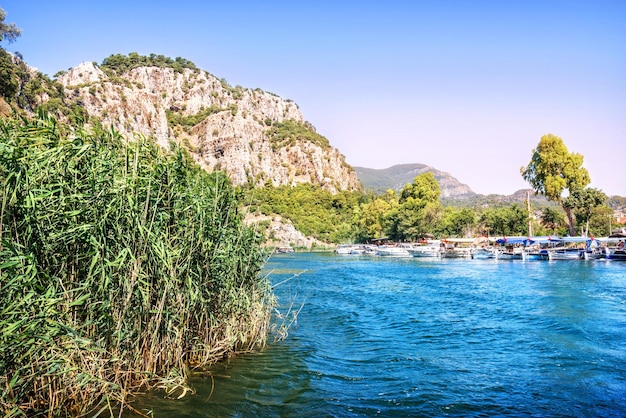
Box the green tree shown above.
[399,172,440,204]
[436,207,477,237]
[0,48,19,99]
[541,207,566,235]
[563,187,607,237]
[0,8,21,44]
[358,197,393,240]
[0,6,26,104]
[521,134,590,235]
[267,119,330,151]
[386,173,441,241]
[479,205,528,237]
[587,205,613,237]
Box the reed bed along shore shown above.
[0,113,274,416]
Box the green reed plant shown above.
[0,113,273,416]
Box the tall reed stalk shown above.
[0,113,273,416]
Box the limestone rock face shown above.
[56,61,361,193]
[245,214,328,249]
[58,62,106,85]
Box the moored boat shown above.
[524,236,560,260]
[545,237,599,260]
[440,238,474,258]
[334,244,357,255]
[546,247,583,260]
[408,240,442,258]
[494,237,530,260]
[349,246,366,255]
[602,234,626,261]
[605,248,626,261]
[471,247,497,259]
[376,243,414,257]
[525,250,548,261]
[497,247,526,260]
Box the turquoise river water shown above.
[130,252,626,417]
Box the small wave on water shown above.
[127,253,626,417]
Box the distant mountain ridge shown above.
[354,164,563,208]
[354,163,475,198]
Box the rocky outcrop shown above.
[244,214,329,249]
[56,61,360,193]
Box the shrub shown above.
[267,119,331,151]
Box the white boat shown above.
[597,234,626,261]
[349,246,366,255]
[605,248,626,261]
[525,250,549,261]
[362,245,378,256]
[546,247,583,260]
[496,246,526,260]
[471,247,497,259]
[493,237,531,260]
[440,238,474,259]
[545,237,598,260]
[376,243,414,257]
[408,241,442,258]
[334,244,357,255]
[524,236,560,261]
[493,236,563,261]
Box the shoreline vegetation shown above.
[0,113,275,416]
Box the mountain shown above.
[7,53,361,193]
[354,163,475,198]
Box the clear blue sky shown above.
[3,0,625,196]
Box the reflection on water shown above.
[127,254,626,417]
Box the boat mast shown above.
[526,191,533,237]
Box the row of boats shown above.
[334,236,626,261]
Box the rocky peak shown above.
[58,62,106,85]
[354,163,474,198]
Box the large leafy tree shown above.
[0,48,19,100]
[520,134,590,235]
[386,173,441,241]
[564,187,607,237]
[399,172,441,204]
[586,205,614,237]
[541,207,566,235]
[0,8,21,101]
[435,207,477,237]
[479,205,528,237]
[357,197,394,240]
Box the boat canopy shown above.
[529,236,561,244]
[495,236,561,246]
[495,236,534,245]
[561,236,594,243]
[442,238,475,243]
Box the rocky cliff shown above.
[53,58,360,193]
